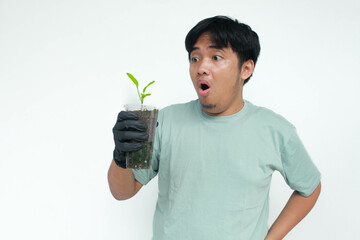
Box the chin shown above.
[201,102,217,110]
[199,98,216,109]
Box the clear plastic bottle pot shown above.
[124,104,159,169]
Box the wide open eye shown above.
[213,55,222,60]
[191,57,199,63]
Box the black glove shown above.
[112,111,149,168]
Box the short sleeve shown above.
[132,110,162,185]
[279,129,321,197]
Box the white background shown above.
[1,0,359,239]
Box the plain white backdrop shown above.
[1,0,359,239]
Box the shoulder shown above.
[245,100,296,133]
[245,100,299,152]
[155,100,199,136]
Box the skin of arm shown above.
[107,159,143,200]
[265,181,321,240]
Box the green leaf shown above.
[143,93,151,97]
[142,81,155,93]
[127,73,138,88]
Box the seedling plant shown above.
[127,72,155,106]
[125,72,158,169]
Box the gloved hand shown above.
[112,111,149,169]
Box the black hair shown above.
[185,15,260,85]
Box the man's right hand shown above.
[112,111,149,169]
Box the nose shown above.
[197,59,210,76]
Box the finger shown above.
[113,148,125,161]
[117,111,138,121]
[117,131,149,142]
[115,120,147,131]
[118,142,143,152]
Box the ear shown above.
[240,60,255,81]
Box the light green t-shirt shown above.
[132,99,321,240]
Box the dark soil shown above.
[126,109,158,169]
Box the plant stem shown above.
[136,87,142,104]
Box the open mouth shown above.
[200,83,210,91]
[198,81,211,96]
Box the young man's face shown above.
[189,32,247,116]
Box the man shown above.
[108,16,321,240]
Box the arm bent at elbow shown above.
[266,181,321,240]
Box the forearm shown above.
[265,182,321,240]
[107,159,136,200]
